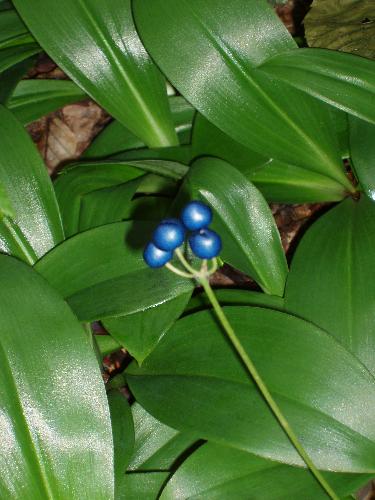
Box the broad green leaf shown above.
[78,177,144,232]
[193,114,348,203]
[0,255,113,498]
[260,49,375,124]
[96,335,122,358]
[0,56,35,104]
[127,307,375,472]
[129,403,197,472]
[103,293,191,364]
[0,105,64,263]
[108,391,135,495]
[85,96,195,159]
[116,472,169,500]
[13,0,177,147]
[111,145,193,166]
[0,44,40,73]
[182,158,288,296]
[0,8,33,48]
[349,116,375,199]
[161,442,371,499]
[35,221,193,322]
[304,0,375,59]
[185,288,284,316]
[0,180,14,218]
[8,80,87,124]
[133,0,353,188]
[285,196,375,376]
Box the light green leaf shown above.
[84,96,195,159]
[182,158,288,296]
[0,105,64,263]
[285,196,375,376]
[129,403,197,472]
[161,442,371,499]
[349,116,375,199]
[127,306,375,472]
[0,180,14,218]
[0,255,113,498]
[260,48,375,124]
[13,0,177,147]
[304,0,375,59]
[133,0,352,188]
[7,79,87,124]
[116,472,169,500]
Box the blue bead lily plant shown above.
[143,200,339,500]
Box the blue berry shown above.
[181,200,212,231]
[143,242,173,268]
[152,218,185,251]
[188,228,222,259]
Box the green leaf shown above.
[0,56,35,104]
[0,44,40,73]
[0,8,34,49]
[0,180,14,218]
[13,0,177,147]
[349,116,375,199]
[133,0,352,188]
[0,255,113,498]
[161,442,371,499]
[0,105,64,263]
[7,79,87,124]
[260,49,375,124]
[35,221,193,322]
[127,306,375,472]
[128,403,197,472]
[285,196,375,376]
[193,114,349,203]
[103,293,192,364]
[84,96,195,159]
[111,145,193,166]
[304,0,375,59]
[116,472,169,500]
[182,158,288,296]
[108,391,135,494]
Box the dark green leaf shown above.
[193,113,349,203]
[13,0,177,147]
[8,79,87,124]
[285,196,375,376]
[35,221,193,322]
[108,391,135,493]
[183,158,288,296]
[116,472,168,500]
[85,96,195,159]
[0,105,64,263]
[0,56,35,104]
[0,255,113,498]
[111,145,193,166]
[349,116,375,200]
[260,49,375,124]
[161,442,371,499]
[127,307,375,472]
[0,8,33,48]
[0,44,40,73]
[129,403,197,472]
[133,0,353,188]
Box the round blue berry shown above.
[152,218,185,251]
[181,200,212,231]
[188,228,222,259]
[143,242,173,268]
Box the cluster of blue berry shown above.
[143,200,222,268]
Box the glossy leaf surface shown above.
[129,403,196,471]
[8,79,86,124]
[183,158,288,296]
[0,255,113,498]
[127,307,375,472]
[85,96,195,159]
[133,0,352,187]
[349,116,375,200]
[0,105,63,263]
[0,181,13,218]
[108,391,134,494]
[161,442,371,499]
[285,196,375,376]
[35,221,193,322]
[261,49,375,124]
[13,0,177,147]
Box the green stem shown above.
[199,276,339,500]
